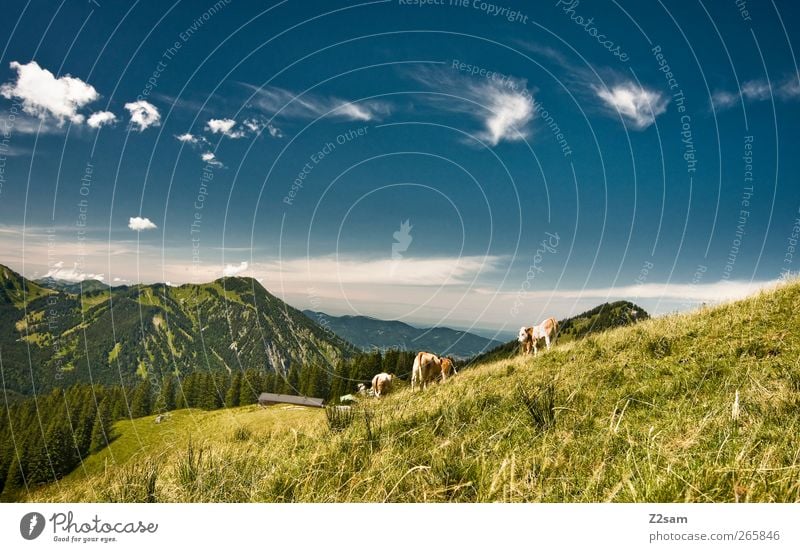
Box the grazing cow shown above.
[371,372,394,398]
[518,317,558,355]
[411,352,457,391]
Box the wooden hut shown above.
[257,393,325,408]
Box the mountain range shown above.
[1,262,649,396]
[1,264,355,395]
[303,310,503,358]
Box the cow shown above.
[411,352,457,391]
[371,372,394,398]
[518,317,558,355]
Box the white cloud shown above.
[409,67,534,145]
[176,132,198,143]
[267,123,283,138]
[247,84,390,122]
[595,83,668,129]
[0,61,99,125]
[243,118,260,132]
[206,117,245,138]
[201,151,223,167]
[45,261,104,282]
[128,216,157,231]
[486,279,781,304]
[223,261,249,277]
[263,255,502,287]
[124,100,160,131]
[86,110,117,128]
[712,75,800,111]
[479,88,533,145]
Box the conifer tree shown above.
[130,379,153,418]
[225,372,242,408]
[155,376,177,412]
[45,419,76,479]
[89,396,113,452]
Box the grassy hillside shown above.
[470,300,649,365]
[32,406,321,499]
[27,280,800,502]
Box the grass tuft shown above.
[517,383,556,431]
[325,405,356,433]
[232,426,252,442]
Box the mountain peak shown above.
[0,264,54,306]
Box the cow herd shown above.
[360,318,558,399]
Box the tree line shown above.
[0,384,120,500]
[0,349,421,499]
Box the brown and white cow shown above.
[371,372,394,398]
[518,317,558,355]
[411,352,457,391]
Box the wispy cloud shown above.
[124,100,160,131]
[409,67,535,145]
[480,87,534,145]
[262,255,503,287]
[0,143,32,156]
[0,110,61,134]
[266,123,282,137]
[0,61,99,125]
[242,117,283,138]
[484,279,781,303]
[712,74,800,111]
[246,84,390,122]
[710,90,739,110]
[594,82,668,129]
[150,92,207,114]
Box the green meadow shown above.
[27,280,800,502]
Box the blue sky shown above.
[0,0,798,337]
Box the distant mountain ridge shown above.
[34,277,114,294]
[303,310,503,358]
[1,264,356,395]
[469,300,650,364]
